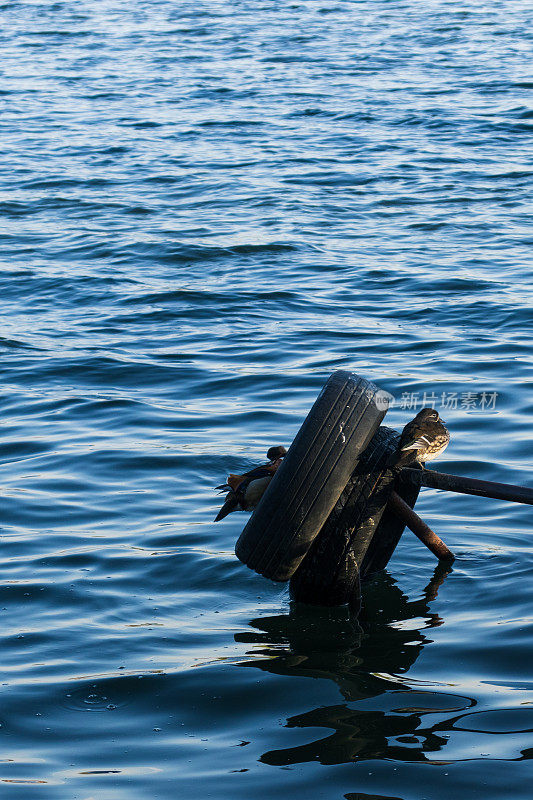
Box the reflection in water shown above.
[235,565,474,767]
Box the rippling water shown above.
[1,1,532,797]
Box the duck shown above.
[214,445,287,521]
[389,408,450,468]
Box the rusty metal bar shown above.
[388,491,455,563]
[399,467,533,506]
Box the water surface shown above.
[1,1,532,798]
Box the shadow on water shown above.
[235,565,474,767]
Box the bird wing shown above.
[400,434,432,452]
[243,463,279,479]
[222,465,277,493]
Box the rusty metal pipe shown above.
[399,467,533,506]
[388,490,455,563]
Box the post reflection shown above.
[234,564,470,767]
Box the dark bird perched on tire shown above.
[388,408,450,468]
[214,446,286,521]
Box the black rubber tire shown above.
[289,426,399,607]
[235,371,388,582]
[359,466,421,581]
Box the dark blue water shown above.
[1,1,532,797]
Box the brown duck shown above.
[389,408,450,468]
[214,446,287,521]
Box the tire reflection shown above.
[235,564,474,766]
